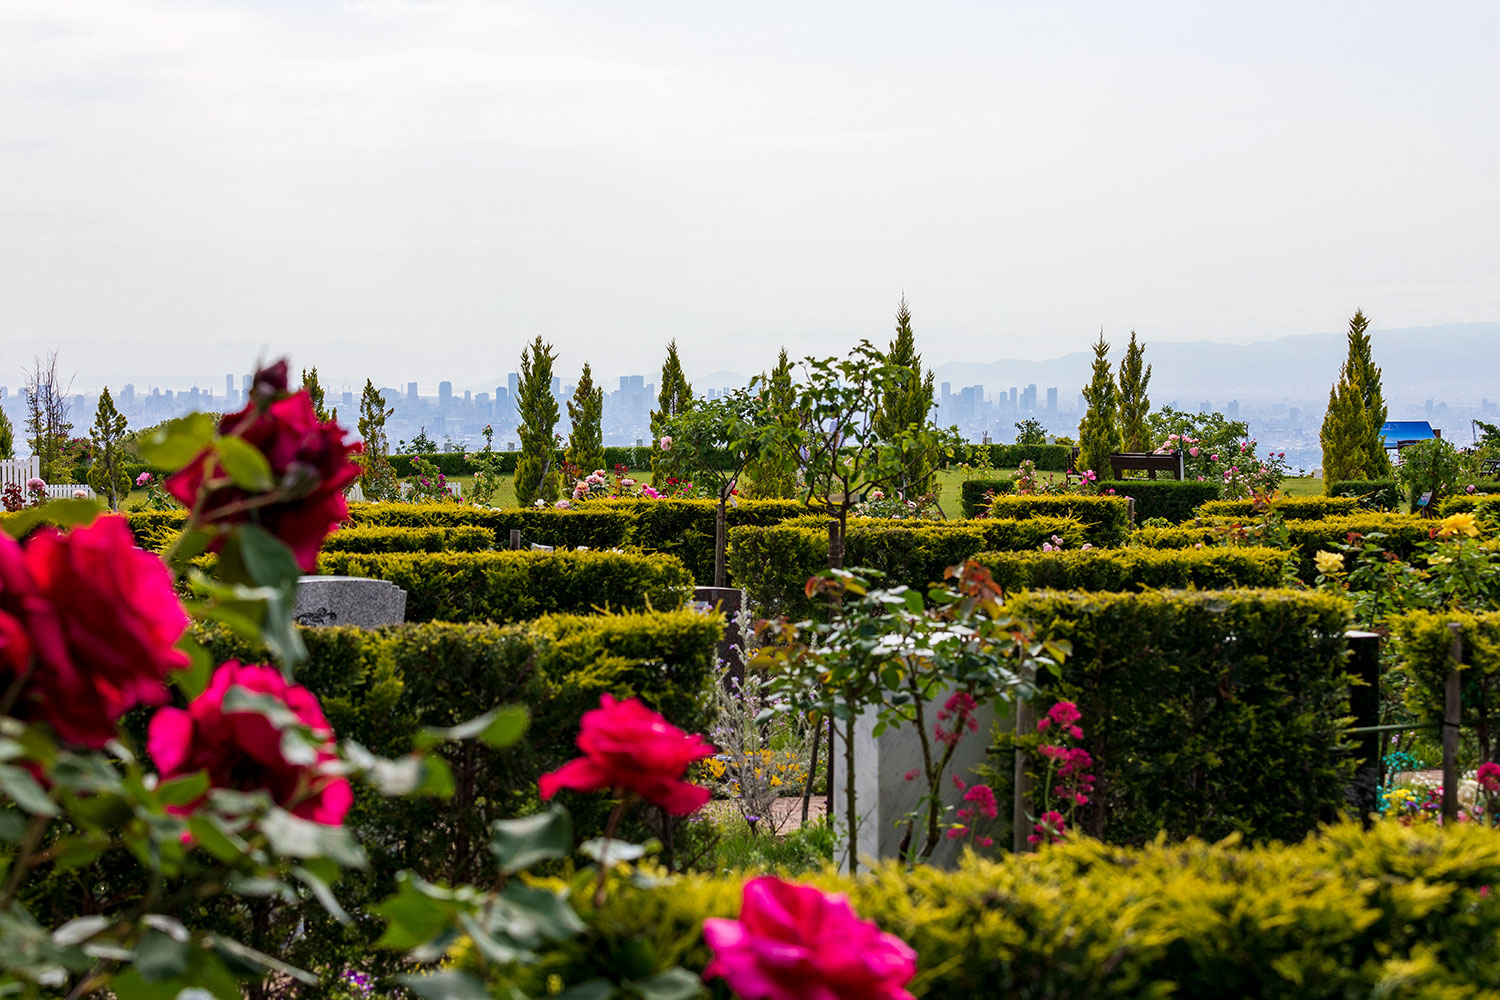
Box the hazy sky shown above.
[2,0,1496,393]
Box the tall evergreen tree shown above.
[1077,331,1122,479]
[357,379,396,499]
[746,349,800,499]
[86,387,130,509]
[0,408,13,460]
[302,367,332,422]
[873,296,938,494]
[1319,311,1392,482]
[1117,330,1153,452]
[515,336,560,505]
[565,363,605,474]
[650,340,694,484]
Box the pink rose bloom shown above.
[659,436,672,451]
[1478,762,1500,793]
[1209,454,1218,462]
[71,490,87,499]
[148,660,353,825]
[539,694,713,814]
[1047,701,1082,726]
[24,478,45,490]
[1189,447,1200,457]
[136,471,153,486]
[703,877,917,1000]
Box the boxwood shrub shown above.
[980,495,1129,546]
[1326,479,1400,511]
[1002,588,1355,845]
[322,525,495,553]
[487,821,1500,1000]
[1132,513,1433,580]
[313,549,694,623]
[1437,494,1500,522]
[1110,479,1220,524]
[1198,496,1360,520]
[973,545,1291,592]
[1390,610,1500,759]
[959,478,1017,517]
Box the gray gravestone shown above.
[294,576,407,628]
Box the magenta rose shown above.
[703,877,917,1000]
[0,516,188,747]
[167,369,362,571]
[538,693,713,814]
[148,660,352,825]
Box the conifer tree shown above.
[357,379,396,499]
[1319,311,1392,482]
[302,367,332,422]
[86,387,130,509]
[650,340,694,485]
[1077,331,1122,479]
[745,349,800,498]
[565,363,604,474]
[1117,331,1153,452]
[515,336,560,505]
[0,408,13,460]
[873,296,938,494]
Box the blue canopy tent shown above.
[1380,420,1438,451]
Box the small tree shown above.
[1320,310,1392,482]
[1117,331,1153,452]
[650,340,694,485]
[514,336,560,506]
[1076,332,1122,479]
[357,379,397,499]
[1013,418,1047,445]
[302,366,332,422]
[0,407,13,460]
[744,349,800,499]
[23,351,73,481]
[87,387,131,508]
[565,363,605,474]
[872,297,938,495]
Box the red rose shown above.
[148,660,352,826]
[0,516,188,747]
[703,877,918,1000]
[166,386,362,571]
[538,693,713,814]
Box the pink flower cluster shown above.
[948,776,998,847]
[1478,762,1500,794]
[934,691,978,748]
[1028,810,1067,846]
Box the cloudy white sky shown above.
[1,0,1496,392]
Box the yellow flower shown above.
[1314,550,1345,577]
[1438,512,1480,538]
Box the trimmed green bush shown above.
[980,495,1129,546]
[728,516,1087,618]
[488,821,1500,999]
[1437,494,1500,521]
[974,545,1291,592]
[1326,479,1400,510]
[1133,513,1432,581]
[1390,610,1500,760]
[1198,496,1361,520]
[959,478,1016,518]
[1004,588,1355,844]
[314,549,694,623]
[1108,479,1220,524]
[323,525,494,553]
[385,445,652,478]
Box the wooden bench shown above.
[1481,459,1500,478]
[1108,451,1185,480]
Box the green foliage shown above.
[1396,437,1463,509]
[1005,588,1354,843]
[397,425,438,454]
[1013,418,1047,445]
[323,525,495,553]
[1319,310,1392,482]
[743,349,800,499]
[872,297,939,494]
[1076,332,1122,478]
[1198,496,1361,520]
[1326,478,1400,510]
[981,494,1130,546]
[1438,494,1500,523]
[650,340,694,486]
[1146,405,1249,455]
[1116,330,1153,452]
[491,821,1500,999]
[960,478,1017,517]
[728,516,1087,618]
[565,363,605,475]
[514,336,561,506]
[357,379,397,500]
[1110,480,1220,523]
[0,405,13,459]
[975,545,1291,592]
[86,386,131,509]
[1391,610,1500,761]
[1133,513,1433,581]
[313,549,694,623]
[302,366,331,421]
[950,443,1073,472]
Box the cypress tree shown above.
[746,348,800,499]
[1117,331,1153,452]
[357,379,396,499]
[1077,331,1122,479]
[86,387,130,509]
[302,367,331,422]
[1319,311,1392,482]
[515,336,560,505]
[565,363,605,474]
[650,340,694,485]
[0,408,13,460]
[873,296,938,494]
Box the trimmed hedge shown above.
[728,516,1088,619]
[1390,610,1500,760]
[1108,479,1220,524]
[973,545,1291,593]
[492,821,1500,999]
[1198,496,1361,520]
[1004,589,1355,844]
[980,495,1130,547]
[1133,513,1433,581]
[959,478,1016,518]
[386,445,653,477]
[1326,479,1400,511]
[322,525,494,553]
[1437,494,1500,521]
[314,549,694,623]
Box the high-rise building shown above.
[1046,387,1058,415]
[508,373,520,399]
[408,382,419,403]
[225,374,234,404]
[340,390,354,409]
[439,381,453,407]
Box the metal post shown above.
[1012,699,1035,852]
[1345,631,1382,825]
[1126,497,1136,529]
[509,529,521,550]
[1443,623,1463,824]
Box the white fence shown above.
[0,457,94,499]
